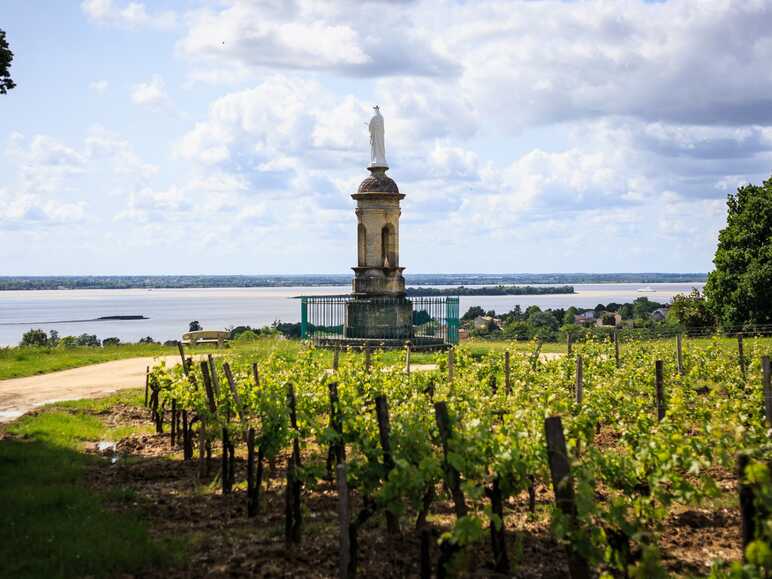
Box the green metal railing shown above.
[300,295,459,347]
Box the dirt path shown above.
[0,355,178,423]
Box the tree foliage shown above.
[0,29,15,95]
[668,289,715,330]
[705,176,772,325]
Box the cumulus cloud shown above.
[81,0,176,29]
[130,75,173,111]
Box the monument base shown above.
[344,296,412,340]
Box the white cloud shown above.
[89,80,109,94]
[81,0,176,29]
[130,75,172,111]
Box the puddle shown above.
[96,440,119,464]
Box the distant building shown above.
[473,316,498,333]
[595,312,622,327]
[574,311,596,325]
[651,307,669,322]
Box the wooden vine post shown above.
[326,382,346,478]
[405,342,411,375]
[447,348,455,383]
[544,416,591,579]
[364,344,371,372]
[737,333,746,378]
[655,360,665,422]
[374,395,399,536]
[762,356,772,428]
[250,363,264,516]
[285,383,303,544]
[676,334,684,376]
[567,333,573,355]
[575,356,584,405]
[434,401,466,578]
[336,463,351,579]
[737,452,767,559]
[333,349,340,372]
[613,331,620,368]
[200,360,218,477]
[144,365,150,407]
[504,351,511,395]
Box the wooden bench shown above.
[181,330,229,348]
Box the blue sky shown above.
[1,0,771,275]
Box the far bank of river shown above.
[0,283,705,346]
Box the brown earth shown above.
[78,401,742,578]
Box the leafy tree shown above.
[58,336,79,348]
[563,307,579,325]
[20,328,49,347]
[48,330,59,346]
[189,320,202,332]
[668,289,715,330]
[528,310,559,331]
[705,176,772,325]
[76,334,100,347]
[0,29,15,95]
[138,336,155,344]
[550,308,565,325]
[601,313,617,326]
[461,306,485,321]
[413,310,432,326]
[632,297,663,319]
[524,305,541,318]
[619,303,634,320]
[501,320,529,340]
[103,337,121,346]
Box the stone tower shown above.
[344,107,412,340]
[351,166,406,297]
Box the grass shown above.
[0,390,182,578]
[0,343,178,380]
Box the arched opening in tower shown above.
[381,223,396,268]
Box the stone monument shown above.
[344,106,413,340]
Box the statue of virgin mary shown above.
[368,105,388,168]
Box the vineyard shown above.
[141,336,772,578]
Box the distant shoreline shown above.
[0,315,147,326]
[0,273,708,291]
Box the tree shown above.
[103,337,121,346]
[705,176,772,325]
[461,306,485,321]
[138,336,155,344]
[189,320,202,332]
[668,289,715,330]
[563,307,579,325]
[76,334,100,347]
[0,29,15,95]
[20,329,49,347]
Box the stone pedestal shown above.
[344,297,413,340]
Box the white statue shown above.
[368,105,388,168]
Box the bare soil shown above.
[83,403,742,578]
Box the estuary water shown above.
[0,283,704,346]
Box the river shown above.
[0,283,704,346]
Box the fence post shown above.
[504,351,511,395]
[567,333,573,355]
[762,356,771,428]
[544,416,591,579]
[738,333,746,378]
[655,360,665,422]
[333,349,340,371]
[405,342,411,375]
[364,343,371,371]
[375,396,399,536]
[738,453,755,559]
[676,334,684,376]
[300,296,308,339]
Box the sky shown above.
[1,0,771,275]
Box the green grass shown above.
[0,390,183,578]
[0,343,179,380]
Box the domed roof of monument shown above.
[357,172,399,194]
